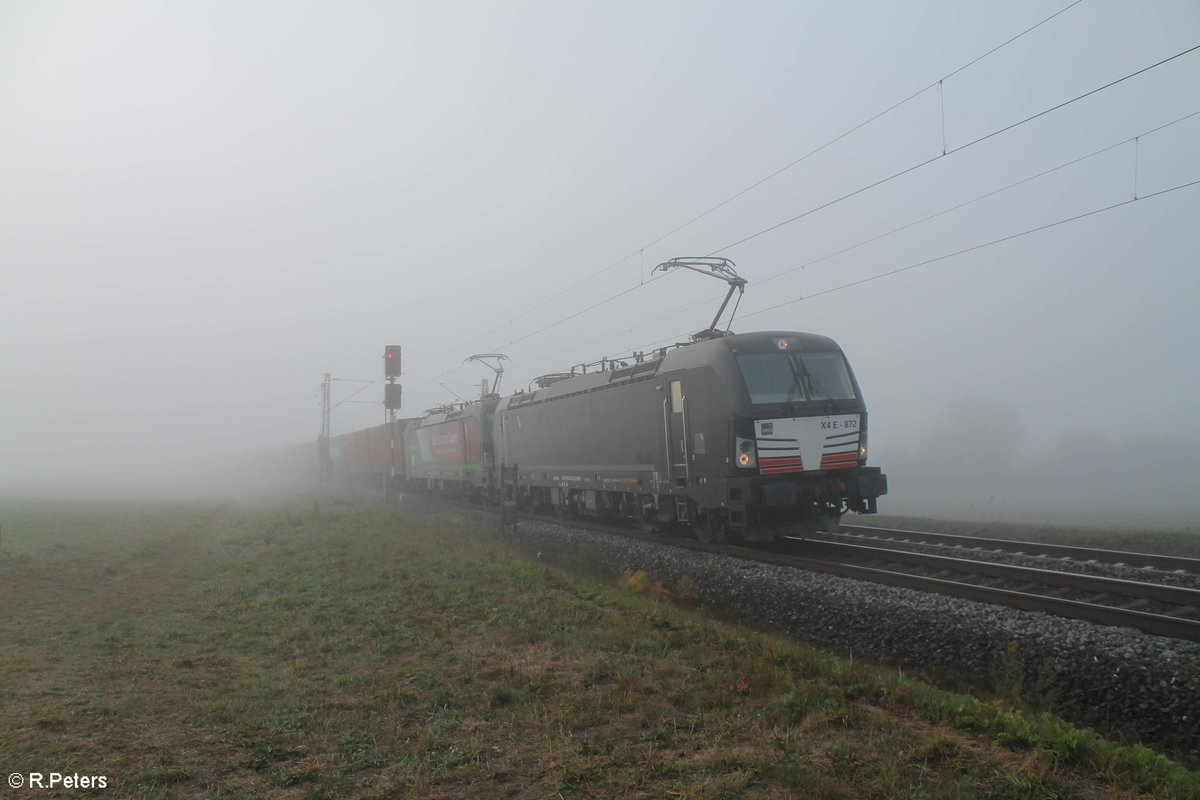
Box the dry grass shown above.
[1,499,1196,799]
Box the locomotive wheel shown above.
[692,510,726,544]
[816,514,841,534]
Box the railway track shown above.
[573,520,1200,642]
[403,493,1200,642]
[507,512,1200,642]
[783,537,1200,642]
[828,523,1200,574]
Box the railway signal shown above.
[384,345,402,378]
[385,383,403,411]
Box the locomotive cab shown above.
[661,331,887,541]
[728,333,887,539]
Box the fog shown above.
[3,1,1198,528]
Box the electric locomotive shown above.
[493,330,887,541]
[404,399,498,498]
[315,258,887,542]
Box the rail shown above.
[388,493,1200,642]
[836,524,1200,573]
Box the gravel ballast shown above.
[497,517,1200,761]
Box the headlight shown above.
[859,432,868,461]
[735,436,757,469]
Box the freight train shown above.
[316,329,887,543]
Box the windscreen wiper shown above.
[793,355,836,405]
[784,356,806,414]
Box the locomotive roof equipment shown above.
[463,353,510,397]
[530,373,573,390]
[653,256,748,342]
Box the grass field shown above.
[1,499,1197,799]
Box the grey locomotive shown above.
[490,330,887,542]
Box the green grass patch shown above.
[0,498,1196,798]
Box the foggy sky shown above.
[3,1,1199,526]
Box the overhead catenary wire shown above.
[399,44,1200,407]
[597,107,1200,333]
[416,41,1200,394]
[708,42,1200,255]
[584,176,1200,370]
[739,178,1200,319]
[405,1,1088,377]
[637,0,1087,255]
[405,273,676,392]
[754,108,1200,288]
[407,141,1196,397]
[329,379,376,411]
[422,106,1200,390]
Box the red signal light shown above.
[384,345,402,378]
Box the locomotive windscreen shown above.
[736,351,857,405]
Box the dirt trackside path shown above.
[0,499,1197,799]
